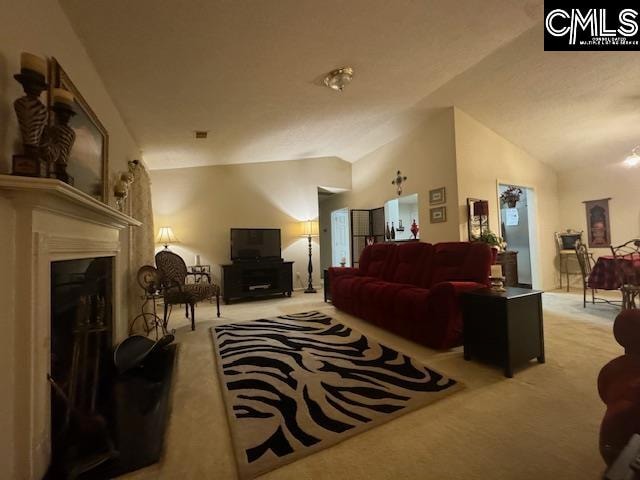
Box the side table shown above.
[129,291,167,339]
[324,269,331,302]
[462,287,545,378]
[188,264,211,283]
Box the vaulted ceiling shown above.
[59,1,638,171]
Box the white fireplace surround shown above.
[0,175,140,479]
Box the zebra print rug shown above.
[211,311,461,479]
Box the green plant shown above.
[475,230,504,250]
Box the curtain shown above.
[127,161,155,334]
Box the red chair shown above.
[598,309,640,464]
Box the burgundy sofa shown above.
[329,241,492,349]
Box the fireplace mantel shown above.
[1,174,140,479]
[0,175,141,228]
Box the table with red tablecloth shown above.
[588,254,640,290]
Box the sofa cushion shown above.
[427,242,492,287]
[392,287,432,340]
[388,242,433,286]
[359,243,397,279]
[332,275,378,316]
[359,280,414,326]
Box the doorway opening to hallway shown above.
[498,183,539,289]
[330,208,351,267]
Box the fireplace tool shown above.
[48,294,118,479]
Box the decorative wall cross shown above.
[391,170,407,195]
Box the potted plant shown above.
[474,230,506,252]
[500,186,523,208]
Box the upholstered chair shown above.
[598,309,640,464]
[155,250,220,330]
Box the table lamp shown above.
[156,226,179,250]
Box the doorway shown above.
[331,208,351,267]
[498,184,537,289]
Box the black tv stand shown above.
[221,260,293,304]
[233,257,283,263]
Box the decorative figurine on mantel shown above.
[12,52,49,177]
[113,160,138,212]
[44,88,76,183]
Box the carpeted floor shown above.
[121,290,622,480]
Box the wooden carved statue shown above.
[12,53,49,177]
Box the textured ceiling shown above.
[420,27,640,170]
[59,0,540,169]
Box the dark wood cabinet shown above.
[496,250,519,287]
[221,261,293,304]
[462,287,545,378]
[324,269,331,302]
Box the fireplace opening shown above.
[49,256,116,477]
[48,256,177,479]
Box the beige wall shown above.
[0,0,140,477]
[557,164,640,287]
[316,109,560,289]
[320,108,460,252]
[453,108,559,290]
[318,194,335,273]
[150,157,351,291]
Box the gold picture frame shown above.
[429,187,446,205]
[430,206,447,223]
[48,58,109,203]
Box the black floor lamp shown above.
[300,220,319,293]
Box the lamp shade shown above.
[300,219,319,237]
[156,226,179,246]
[473,200,489,216]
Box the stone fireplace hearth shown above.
[0,175,140,479]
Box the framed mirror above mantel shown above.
[384,193,420,241]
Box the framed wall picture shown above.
[583,198,612,248]
[430,206,447,223]
[49,58,109,202]
[429,187,446,205]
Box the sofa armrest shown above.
[430,281,485,297]
[328,267,361,280]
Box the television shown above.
[230,228,282,261]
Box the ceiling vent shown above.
[194,130,208,139]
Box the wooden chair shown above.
[556,231,583,291]
[611,239,640,310]
[155,250,220,330]
[575,239,596,308]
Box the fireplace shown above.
[0,175,141,479]
[49,257,116,476]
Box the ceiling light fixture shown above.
[624,146,640,167]
[323,67,354,92]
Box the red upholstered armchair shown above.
[328,241,492,349]
[598,309,640,465]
